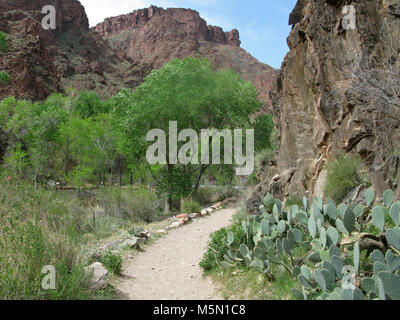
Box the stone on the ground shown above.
[84,262,109,291]
[189,213,199,219]
[170,221,181,228]
[200,209,208,216]
[176,213,189,224]
[156,229,167,235]
[118,237,139,249]
[138,231,151,239]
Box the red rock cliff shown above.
[93,6,278,112]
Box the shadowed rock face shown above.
[93,6,279,113]
[0,0,89,33]
[0,1,278,113]
[0,0,149,100]
[270,0,400,199]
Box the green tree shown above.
[113,57,262,209]
[254,114,274,152]
[4,143,29,184]
[73,91,110,118]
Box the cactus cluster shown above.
[221,187,400,300]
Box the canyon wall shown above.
[269,0,400,200]
[93,6,279,112]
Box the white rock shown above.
[84,262,109,291]
[170,222,181,228]
[189,213,199,219]
[156,229,167,235]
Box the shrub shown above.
[0,182,93,300]
[0,214,90,300]
[324,154,362,203]
[254,114,274,152]
[181,197,201,213]
[0,71,10,85]
[200,224,246,272]
[97,187,162,223]
[101,250,122,275]
[0,32,8,52]
[285,196,303,208]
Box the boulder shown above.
[84,262,109,291]
[189,213,199,219]
[118,237,139,250]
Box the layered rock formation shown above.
[93,6,279,112]
[269,0,400,199]
[0,0,149,100]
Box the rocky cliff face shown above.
[0,0,148,100]
[269,0,400,200]
[93,6,278,112]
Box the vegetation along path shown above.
[116,207,238,300]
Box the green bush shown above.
[254,114,274,152]
[0,71,10,84]
[200,224,245,272]
[181,197,201,213]
[0,32,8,52]
[285,196,303,208]
[101,250,122,275]
[0,211,90,299]
[0,182,100,300]
[324,154,362,203]
[97,187,162,223]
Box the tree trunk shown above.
[194,165,209,193]
[167,164,173,210]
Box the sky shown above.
[79,0,297,69]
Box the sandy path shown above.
[115,207,237,300]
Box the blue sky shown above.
[80,0,297,69]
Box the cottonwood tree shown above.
[112,57,262,209]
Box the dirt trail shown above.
[116,207,237,300]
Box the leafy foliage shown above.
[200,224,246,272]
[101,250,123,275]
[254,114,274,152]
[0,70,10,84]
[0,31,8,52]
[181,197,201,214]
[112,57,262,207]
[324,154,362,203]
